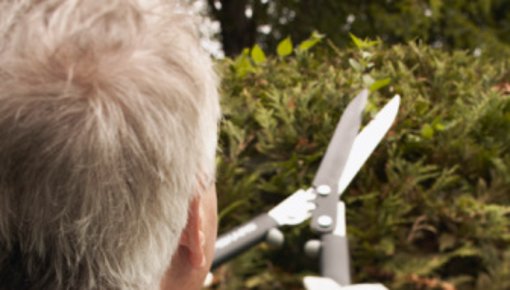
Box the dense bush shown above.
[211,39,510,290]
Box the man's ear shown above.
[179,195,207,269]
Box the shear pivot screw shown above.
[304,240,322,258]
[318,215,333,228]
[316,185,331,196]
[266,228,284,248]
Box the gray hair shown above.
[0,0,220,289]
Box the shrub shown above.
[212,39,510,290]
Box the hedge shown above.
[211,38,510,290]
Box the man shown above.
[0,0,220,289]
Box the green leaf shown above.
[349,33,381,49]
[369,78,391,92]
[254,105,276,130]
[439,233,456,252]
[251,44,266,64]
[350,33,364,49]
[365,99,378,115]
[421,123,435,139]
[348,58,363,72]
[430,0,443,17]
[379,238,395,255]
[234,48,255,77]
[277,37,293,57]
[362,74,375,86]
[297,31,324,53]
[432,116,446,131]
[361,51,373,59]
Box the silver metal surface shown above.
[312,90,369,189]
[268,189,316,226]
[332,202,347,236]
[304,277,388,290]
[266,228,285,248]
[337,95,401,196]
[304,240,322,258]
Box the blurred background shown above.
[186,1,510,290]
[189,0,510,58]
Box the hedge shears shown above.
[209,90,401,290]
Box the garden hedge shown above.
[211,38,510,290]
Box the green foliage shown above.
[211,0,510,57]
[276,37,293,58]
[212,40,510,290]
[250,45,267,65]
[274,33,324,59]
[350,33,381,50]
[296,31,324,54]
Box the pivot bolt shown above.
[304,239,322,258]
[316,185,331,196]
[265,228,284,248]
[318,215,333,228]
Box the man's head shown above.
[0,1,220,289]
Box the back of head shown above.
[0,0,220,289]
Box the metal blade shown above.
[304,277,388,290]
[312,90,368,188]
[337,95,400,195]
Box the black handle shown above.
[212,214,278,270]
[320,233,351,285]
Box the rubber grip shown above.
[320,233,351,285]
[212,214,278,270]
